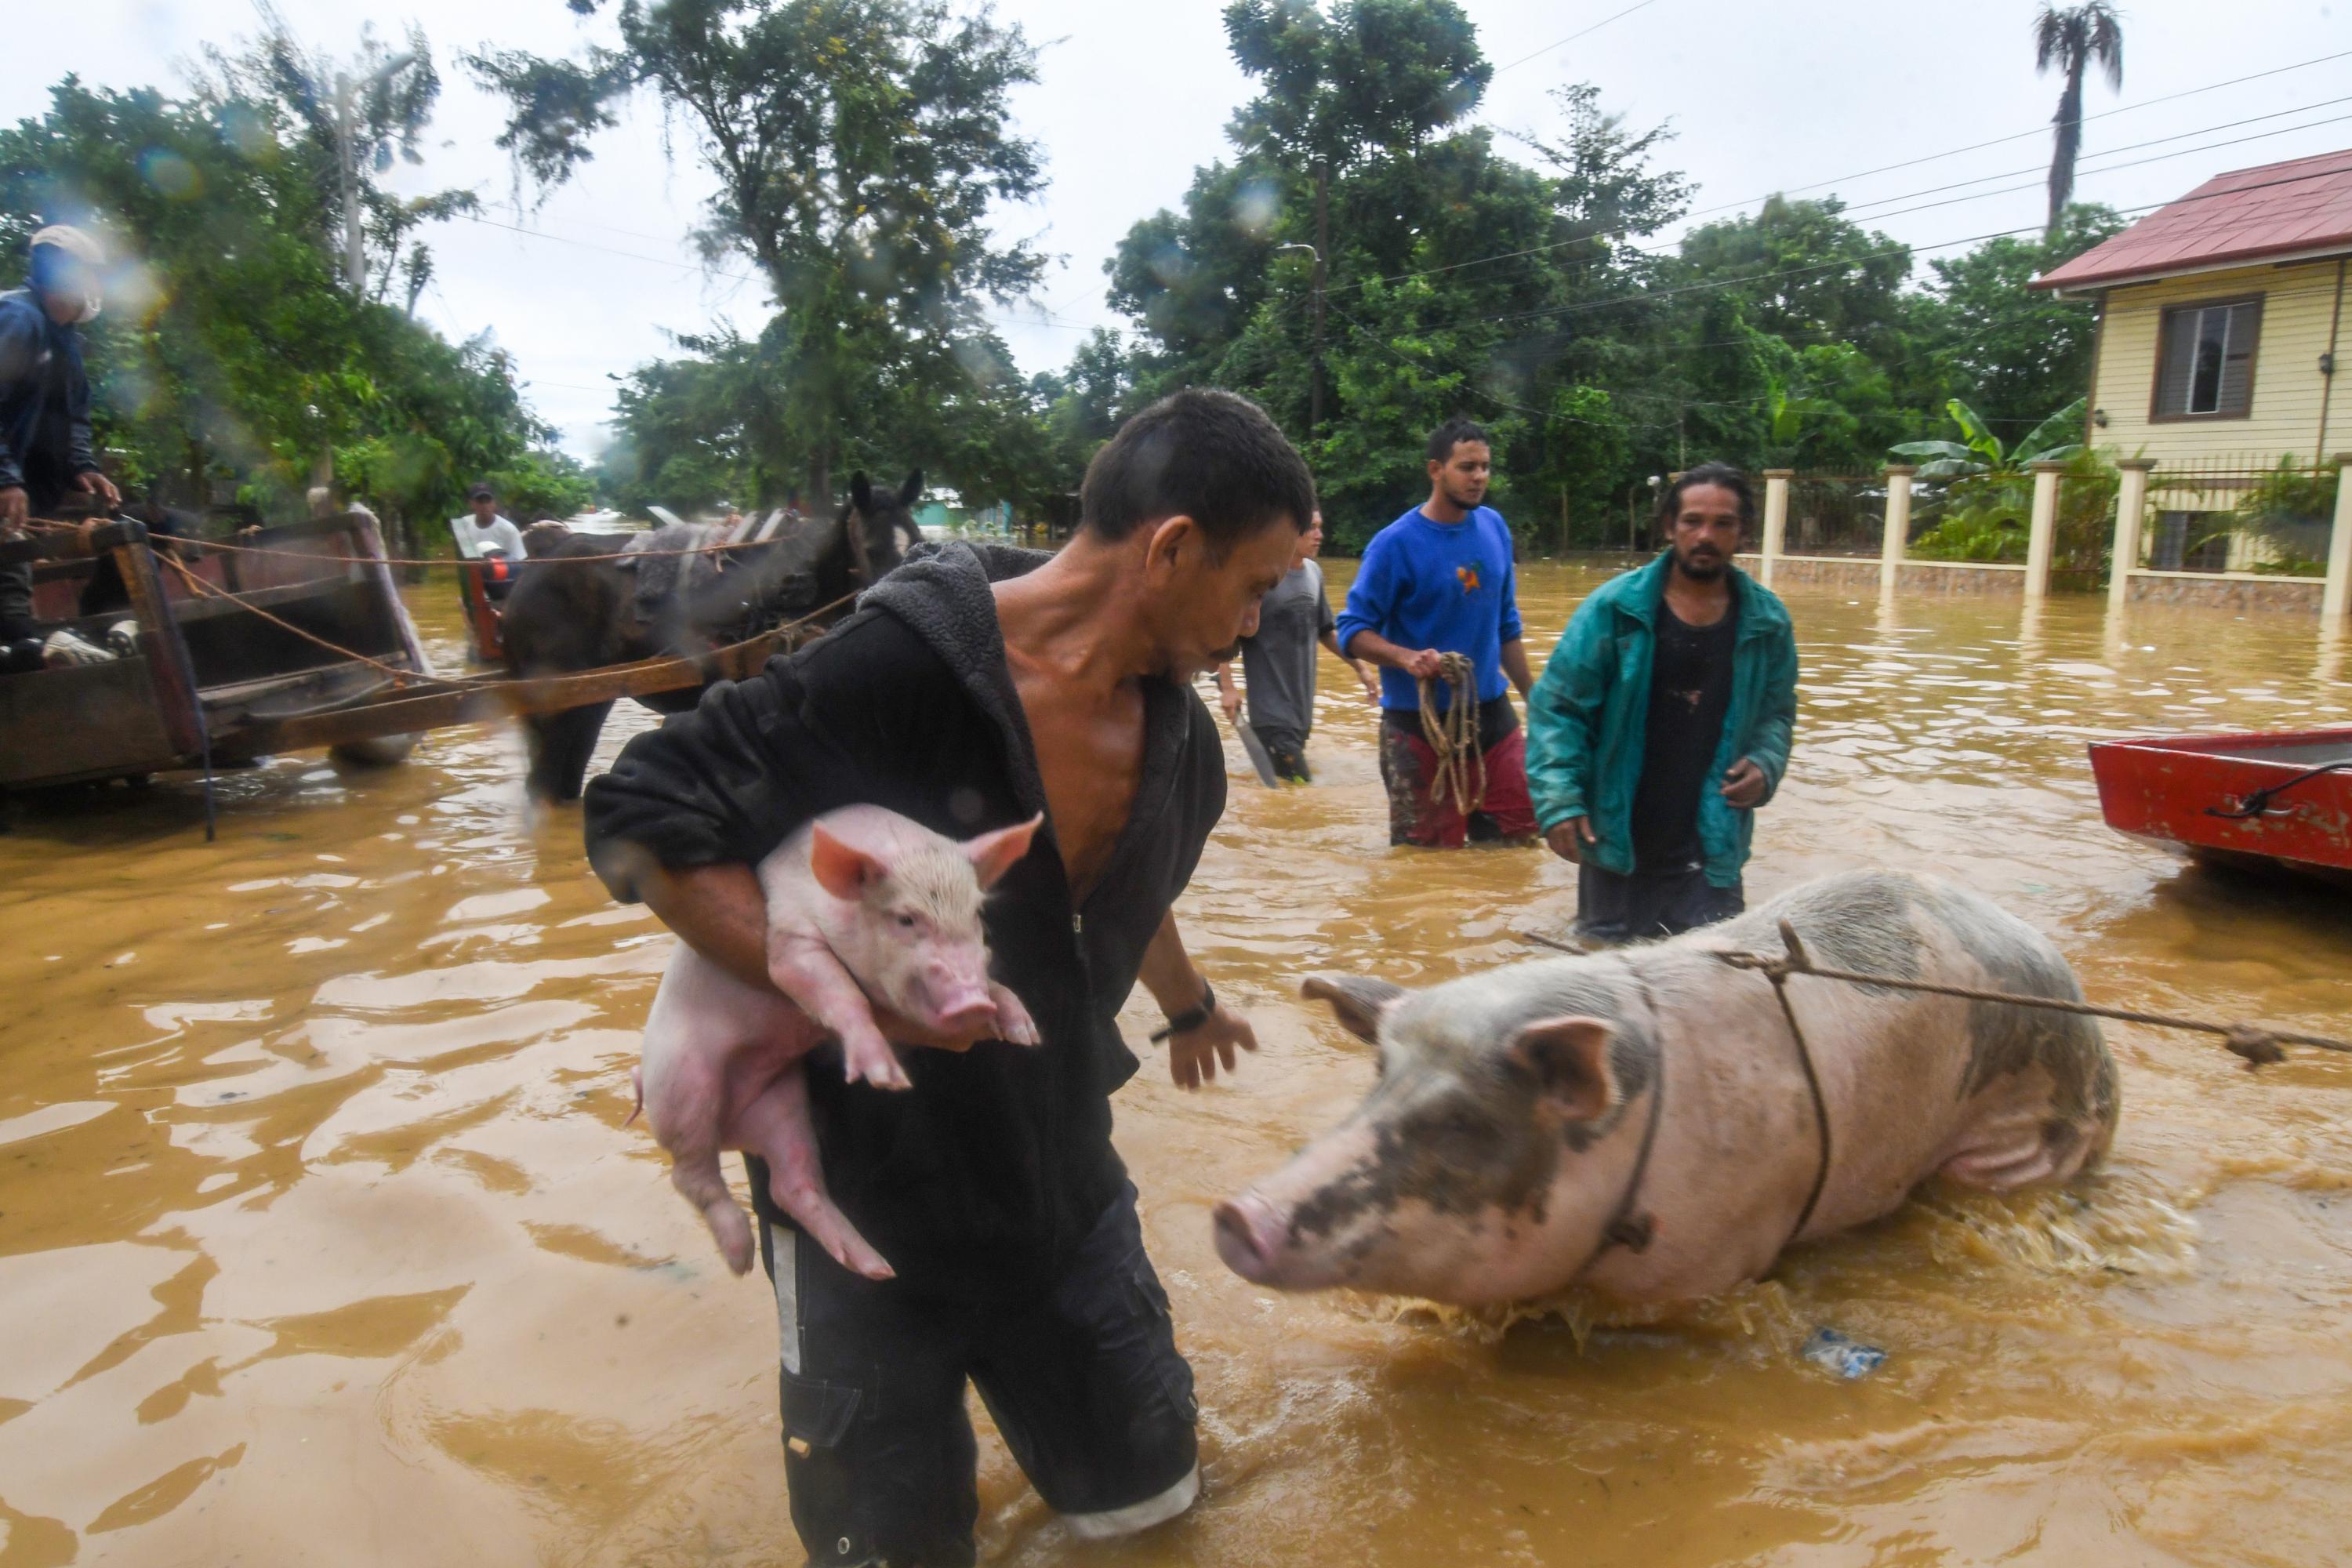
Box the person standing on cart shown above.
[0,225,122,673]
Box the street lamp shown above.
[336,52,417,299]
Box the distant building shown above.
[2035,151,2350,570]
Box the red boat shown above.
[2089,728,2352,884]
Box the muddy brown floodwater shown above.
[4,561,2351,1566]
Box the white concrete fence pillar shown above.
[1760,469,1792,588]
[2110,459,2154,615]
[2325,452,2352,628]
[2024,460,2064,604]
[1879,464,1915,596]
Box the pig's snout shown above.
[1213,1193,1287,1284]
[916,954,996,1036]
[932,994,998,1035]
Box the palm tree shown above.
[2034,2,2125,238]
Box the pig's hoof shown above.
[857,1058,911,1091]
[834,1242,895,1282]
[991,986,1041,1047]
[841,1037,910,1090]
[699,1198,757,1275]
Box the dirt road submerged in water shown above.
[2,563,2349,1566]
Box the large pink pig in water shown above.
[637,805,1043,1280]
[1214,871,2119,1308]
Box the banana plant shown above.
[1889,398,2084,482]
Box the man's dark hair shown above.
[1657,463,1757,530]
[1080,389,1315,554]
[1425,417,1491,466]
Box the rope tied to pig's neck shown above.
[1749,919,1837,1254]
[1417,651,1486,818]
[1569,969,1670,1285]
[1567,951,1833,1282]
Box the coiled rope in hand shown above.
[1417,651,1486,819]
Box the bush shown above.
[1907,445,2115,571]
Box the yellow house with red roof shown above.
[2034,149,2349,467]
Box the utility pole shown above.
[334,53,417,299]
[1310,160,1330,438]
[1276,238,1325,439]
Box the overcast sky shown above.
[5,0,2347,458]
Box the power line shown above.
[1491,0,1663,74]
[1320,49,2352,306]
[454,211,768,287]
[1322,160,2352,360]
[1809,109,2352,234]
[1828,95,2352,221]
[1677,47,2352,224]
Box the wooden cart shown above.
[1,512,799,799]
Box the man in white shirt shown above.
[452,483,525,561]
[451,483,525,599]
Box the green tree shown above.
[603,314,1053,516]
[1675,196,1913,356]
[201,7,481,313]
[1027,327,1134,493]
[471,0,1047,506]
[2033,2,2125,238]
[1221,0,1488,434]
[487,447,597,521]
[1921,202,2122,436]
[0,78,546,556]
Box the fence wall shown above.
[1781,474,1887,557]
[1743,455,2350,623]
[2136,457,2336,576]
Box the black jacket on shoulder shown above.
[584,543,1227,1298]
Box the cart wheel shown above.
[330,733,419,769]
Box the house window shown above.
[2152,296,2260,419]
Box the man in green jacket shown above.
[1526,463,1798,942]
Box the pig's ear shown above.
[963,813,1044,889]
[1301,973,1406,1043]
[1506,1017,1617,1124]
[808,826,884,900]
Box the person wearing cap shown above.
[451,482,525,601]
[0,224,123,673]
[452,483,525,560]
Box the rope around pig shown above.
[1417,651,1486,819]
[1523,914,2351,1275]
[1515,922,2352,1069]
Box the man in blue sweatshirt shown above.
[1337,418,1537,848]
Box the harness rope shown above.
[162,552,441,689]
[152,547,858,703]
[18,515,818,568]
[1417,650,1486,818]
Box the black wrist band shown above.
[1150,980,1216,1043]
